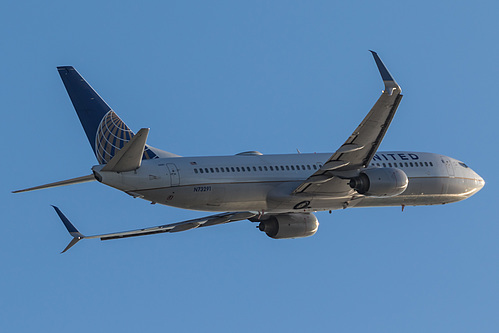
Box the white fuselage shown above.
[93,151,485,214]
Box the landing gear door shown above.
[166,163,180,186]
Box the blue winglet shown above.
[370,51,394,81]
[369,51,401,94]
[51,206,85,253]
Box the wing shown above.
[293,51,403,194]
[52,206,257,253]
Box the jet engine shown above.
[257,213,319,239]
[348,167,408,197]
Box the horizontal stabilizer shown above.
[101,128,149,172]
[12,174,96,193]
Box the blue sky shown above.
[1,1,497,332]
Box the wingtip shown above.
[57,66,75,71]
[51,205,85,238]
[51,205,85,253]
[61,237,82,254]
[369,51,401,93]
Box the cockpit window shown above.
[459,162,469,168]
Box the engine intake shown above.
[349,167,408,197]
[258,213,319,239]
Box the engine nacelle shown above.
[258,213,319,239]
[349,167,408,197]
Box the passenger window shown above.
[221,168,225,172]
[253,166,257,171]
[429,162,433,166]
[409,162,413,167]
[209,168,214,173]
[199,168,204,173]
[312,165,316,170]
[215,167,219,172]
[424,162,428,167]
[258,166,263,171]
[236,167,240,172]
[264,166,268,171]
[383,163,386,167]
[286,166,290,170]
[269,166,274,171]
[231,167,235,172]
[194,168,198,174]
[307,165,311,170]
[291,166,295,170]
[388,163,392,167]
[404,162,408,167]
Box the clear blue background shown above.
[1,1,497,332]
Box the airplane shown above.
[13,51,485,253]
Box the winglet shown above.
[369,51,401,95]
[51,206,85,253]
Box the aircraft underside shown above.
[130,175,480,213]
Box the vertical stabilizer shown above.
[57,66,161,164]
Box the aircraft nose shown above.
[476,173,485,191]
[471,169,485,192]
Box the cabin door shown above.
[166,163,180,186]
